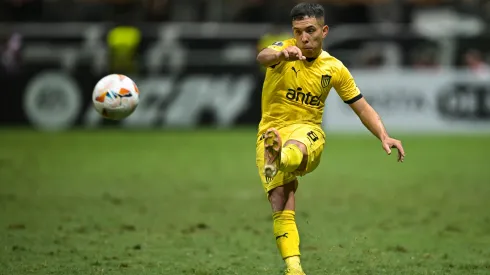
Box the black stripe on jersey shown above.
[344,94,363,104]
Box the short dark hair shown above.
[290,3,325,21]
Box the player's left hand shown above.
[382,137,405,162]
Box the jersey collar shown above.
[305,51,327,62]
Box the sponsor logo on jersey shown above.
[286,87,321,106]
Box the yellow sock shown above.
[285,255,302,270]
[273,210,301,267]
[280,144,303,172]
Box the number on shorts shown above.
[307,131,319,142]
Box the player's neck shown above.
[306,50,322,62]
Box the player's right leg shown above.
[257,128,307,275]
[259,124,325,274]
[268,180,305,275]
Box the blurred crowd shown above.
[1,0,490,73]
[1,0,490,25]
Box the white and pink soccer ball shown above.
[92,74,140,120]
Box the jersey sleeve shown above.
[332,64,363,104]
[265,39,295,69]
[266,39,294,51]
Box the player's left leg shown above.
[264,124,325,181]
[264,128,308,182]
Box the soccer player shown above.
[255,3,405,275]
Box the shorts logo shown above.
[321,75,332,88]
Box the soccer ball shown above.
[92,74,140,120]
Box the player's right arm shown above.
[256,40,306,68]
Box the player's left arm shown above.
[349,98,405,162]
[333,65,405,162]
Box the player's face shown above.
[292,17,328,58]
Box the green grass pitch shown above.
[0,128,489,275]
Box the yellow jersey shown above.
[257,33,292,72]
[258,38,362,135]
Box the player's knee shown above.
[284,140,307,155]
[268,180,297,212]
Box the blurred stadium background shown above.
[1,1,490,274]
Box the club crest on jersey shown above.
[321,75,332,88]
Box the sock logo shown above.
[275,232,289,240]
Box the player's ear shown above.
[322,25,329,38]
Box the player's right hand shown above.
[280,46,306,61]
